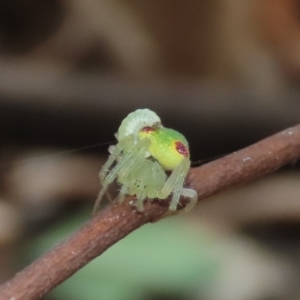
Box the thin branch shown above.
[1,125,300,300]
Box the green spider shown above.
[92,109,198,214]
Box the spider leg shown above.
[158,158,191,211]
[93,136,132,216]
[135,193,146,212]
[169,159,191,211]
[118,185,128,203]
[104,138,151,184]
[92,138,150,215]
[105,190,112,202]
[99,135,133,182]
[180,188,198,211]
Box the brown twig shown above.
[1,125,300,300]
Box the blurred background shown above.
[1,0,300,299]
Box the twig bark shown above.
[1,125,300,300]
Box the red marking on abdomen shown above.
[175,141,189,157]
[141,126,155,132]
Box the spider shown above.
[92,108,198,214]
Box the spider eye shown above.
[175,141,189,157]
[141,126,155,132]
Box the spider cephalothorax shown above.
[93,109,197,214]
